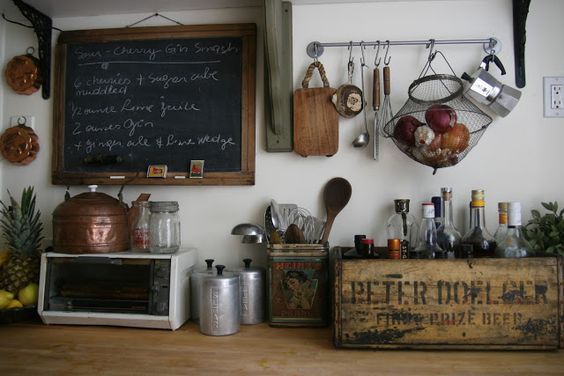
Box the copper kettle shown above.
[52,185,130,253]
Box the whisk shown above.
[379,42,393,144]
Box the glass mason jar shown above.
[149,201,181,253]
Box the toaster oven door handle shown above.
[73,256,123,265]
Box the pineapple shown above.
[0,187,44,295]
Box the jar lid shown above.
[360,238,374,245]
[150,201,179,212]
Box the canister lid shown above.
[194,259,215,275]
[150,201,179,212]
[232,258,264,278]
[201,265,239,287]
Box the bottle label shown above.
[133,228,150,249]
[400,240,409,259]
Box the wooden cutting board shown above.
[293,62,339,157]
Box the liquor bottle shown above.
[431,196,442,229]
[132,201,150,251]
[495,202,534,258]
[386,199,417,259]
[413,202,446,259]
[436,187,461,259]
[460,189,497,258]
[493,202,509,244]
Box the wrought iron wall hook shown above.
[10,0,53,100]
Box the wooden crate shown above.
[333,247,563,350]
[268,244,329,327]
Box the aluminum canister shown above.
[199,265,240,336]
[233,258,265,325]
[190,259,214,320]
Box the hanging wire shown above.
[126,12,183,28]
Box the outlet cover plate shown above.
[543,76,564,117]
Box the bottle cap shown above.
[387,238,400,251]
[508,201,522,226]
[431,196,441,218]
[441,187,453,201]
[498,202,509,212]
[394,199,410,213]
[471,189,485,207]
[422,202,435,218]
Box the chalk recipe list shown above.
[63,37,243,173]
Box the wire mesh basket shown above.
[383,51,492,174]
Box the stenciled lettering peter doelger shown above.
[348,279,549,306]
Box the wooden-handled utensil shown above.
[372,65,381,160]
[320,177,352,244]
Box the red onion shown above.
[394,115,423,146]
[425,104,457,134]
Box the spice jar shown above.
[149,201,180,253]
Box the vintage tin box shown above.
[268,244,329,327]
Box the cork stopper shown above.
[471,189,485,207]
[441,187,453,201]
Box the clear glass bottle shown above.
[436,187,461,259]
[132,201,150,251]
[493,202,509,244]
[149,201,181,253]
[495,202,534,258]
[413,202,445,259]
[460,189,497,258]
[386,199,417,259]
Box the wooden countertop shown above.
[1,321,564,375]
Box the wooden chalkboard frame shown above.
[52,24,256,186]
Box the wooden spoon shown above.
[320,177,352,244]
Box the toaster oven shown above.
[38,248,196,330]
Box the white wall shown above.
[1,0,563,268]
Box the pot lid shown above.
[53,185,127,217]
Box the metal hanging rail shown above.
[306,37,501,59]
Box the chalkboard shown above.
[53,24,256,185]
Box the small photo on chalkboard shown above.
[52,24,256,186]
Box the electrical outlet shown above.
[9,115,35,129]
[544,77,564,117]
[552,85,563,109]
